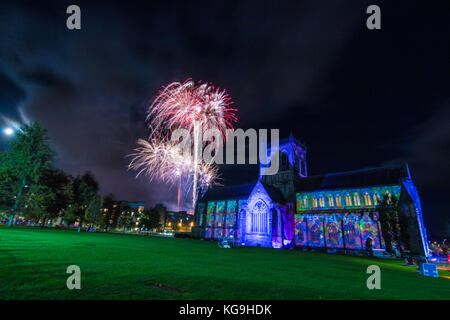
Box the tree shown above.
[138,208,161,231]
[117,203,133,233]
[0,122,53,227]
[38,169,73,226]
[377,194,410,254]
[62,204,78,227]
[101,193,120,232]
[84,195,104,229]
[72,171,99,229]
[0,169,13,212]
[23,184,55,225]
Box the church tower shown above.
[260,132,307,203]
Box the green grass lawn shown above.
[0,226,449,300]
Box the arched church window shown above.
[303,196,309,208]
[353,193,361,206]
[251,200,268,234]
[373,193,380,205]
[335,195,342,207]
[312,198,318,208]
[328,194,334,207]
[364,193,372,206]
[345,194,352,206]
[319,196,325,207]
[297,197,302,209]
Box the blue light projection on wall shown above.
[204,199,243,240]
[205,201,216,239]
[296,185,401,212]
[294,215,308,246]
[324,214,344,248]
[343,214,362,249]
[359,213,382,249]
[307,215,325,247]
[294,212,386,250]
[292,185,399,251]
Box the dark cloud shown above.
[0,1,448,235]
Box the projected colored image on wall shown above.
[360,213,381,249]
[343,214,362,249]
[225,200,237,228]
[224,227,237,239]
[214,227,223,239]
[295,215,308,246]
[325,214,344,248]
[206,201,216,227]
[215,201,225,228]
[205,227,213,239]
[307,215,324,247]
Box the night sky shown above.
[0,1,448,237]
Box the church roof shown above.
[200,181,286,204]
[261,182,286,203]
[295,165,409,192]
[201,183,255,201]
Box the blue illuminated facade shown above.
[192,134,429,257]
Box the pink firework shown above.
[134,79,237,210]
[147,79,237,139]
[128,138,220,200]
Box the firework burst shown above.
[130,79,237,211]
[148,79,237,138]
[128,138,221,204]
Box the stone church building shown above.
[192,134,429,256]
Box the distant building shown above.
[119,201,145,214]
[152,204,194,232]
[118,201,145,230]
[165,210,194,232]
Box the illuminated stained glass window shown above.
[319,196,325,207]
[353,193,361,206]
[335,195,342,207]
[364,193,372,206]
[312,198,318,208]
[303,197,308,208]
[373,193,380,205]
[297,197,303,209]
[328,194,334,207]
[345,194,352,206]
